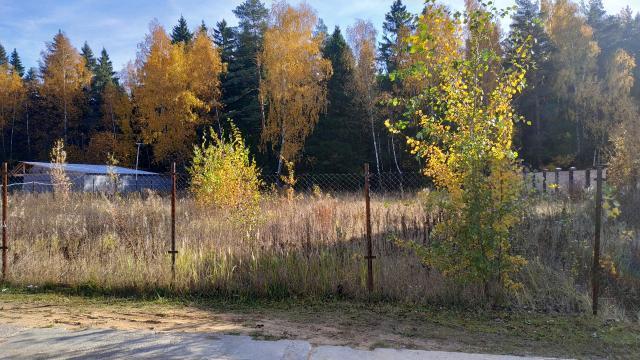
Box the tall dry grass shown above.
[5,192,454,302]
[4,190,640,316]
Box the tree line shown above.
[1,0,639,175]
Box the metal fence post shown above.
[569,167,575,192]
[555,168,561,194]
[592,166,603,316]
[364,163,374,293]
[585,168,591,189]
[542,169,547,193]
[169,162,178,282]
[531,170,536,190]
[2,163,7,281]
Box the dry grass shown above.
[6,192,451,302]
[4,190,640,317]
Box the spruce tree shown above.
[80,41,97,71]
[0,44,7,66]
[303,27,365,173]
[222,0,269,169]
[171,16,193,44]
[9,49,25,77]
[379,0,413,75]
[508,0,554,166]
[94,48,117,93]
[198,20,208,34]
[214,19,236,65]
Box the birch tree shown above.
[259,1,332,176]
[131,22,223,166]
[0,64,25,159]
[348,20,380,178]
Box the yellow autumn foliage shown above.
[388,0,532,293]
[189,121,262,229]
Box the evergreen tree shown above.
[198,20,208,34]
[80,41,97,71]
[508,0,554,167]
[94,48,117,94]
[378,0,415,175]
[171,15,193,44]
[379,0,413,75]
[213,19,236,65]
[222,0,269,169]
[583,0,607,30]
[10,49,25,77]
[314,18,328,38]
[303,27,365,173]
[0,44,7,66]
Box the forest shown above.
[1,0,638,175]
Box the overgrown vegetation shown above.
[1,190,638,321]
[189,122,262,227]
[387,1,530,295]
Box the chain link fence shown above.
[6,170,431,196]
[6,167,605,197]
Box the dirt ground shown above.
[1,291,639,359]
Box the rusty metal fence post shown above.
[364,163,374,293]
[592,166,603,315]
[1,163,7,281]
[169,162,178,282]
[569,167,575,193]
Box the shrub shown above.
[188,121,262,228]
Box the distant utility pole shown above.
[135,142,143,189]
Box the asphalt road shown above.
[0,324,562,359]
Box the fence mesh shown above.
[6,167,605,196]
[6,171,431,196]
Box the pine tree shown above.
[171,15,193,44]
[303,27,364,173]
[0,44,7,66]
[81,41,97,71]
[9,49,25,77]
[379,0,413,75]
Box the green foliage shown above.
[171,16,193,44]
[0,43,8,66]
[379,0,413,76]
[218,0,269,171]
[9,49,24,77]
[80,41,97,71]
[189,121,262,228]
[303,27,366,173]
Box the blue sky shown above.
[0,0,638,72]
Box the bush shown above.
[188,121,262,228]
